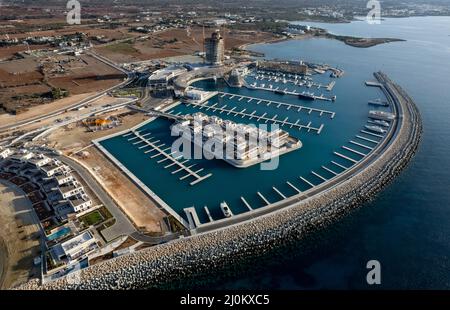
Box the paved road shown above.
[57,156,136,242]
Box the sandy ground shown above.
[0,181,41,289]
[78,147,165,233]
[45,112,166,233]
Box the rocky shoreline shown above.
[17,73,422,290]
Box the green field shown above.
[80,210,104,227]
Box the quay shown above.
[246,84,335,102]
[185,101,324,134]
[250,71,336,92]
[217,92,336,119]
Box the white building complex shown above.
[171,112,302,168]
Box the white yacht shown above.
[220,202,233,218]
[365,125,387,134]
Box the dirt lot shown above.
[46,109,147,152]
[46,54,126,95]
[78,147,165,233]
[0,53,124,115]
[95,27,278,63]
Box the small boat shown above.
[368,99,389,107]
[372,120,390,127]
[365,125,386,134]
[220,202,233,218]
[298,92,315,101]
[369,110,396,121]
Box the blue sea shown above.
[210,16,450,289]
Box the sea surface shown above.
[102,16,450,289]
[209,16,450,289]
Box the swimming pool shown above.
[46,226,71,241]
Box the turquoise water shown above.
[46,226,71,241]
[101,57,388,223]
[209,16,450,289]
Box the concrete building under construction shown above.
[205,30,225,66]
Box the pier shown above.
[311,171,328,182]
[246,84,335,102]
[355,135,379,144]
[184,207,202,229]
[240,197,253,211]
[299,176,315,188]
[331,161,348,171]
[217,92,336,118]
[361,130,384,138]
[286,181,301,193]
[257,191,271,205]
[342,146,367,157]
[321,165,339,176]
[204,206,214,222]
[349,140,373,150]
[333,151,359,164]
[185,101,324,134]
[130,130,212,186]
[272,186,287,199]
[250,71,337,92]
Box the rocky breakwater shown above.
[17,72,422,290]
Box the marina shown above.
[123,129,213,186]
[97,66,394,227]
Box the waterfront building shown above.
[205,30,225,66]
[148,67,187,91]
[171,112,300,167]
[51,231,98,263]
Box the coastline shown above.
[16,72,423,290]
[240,28,404,52]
